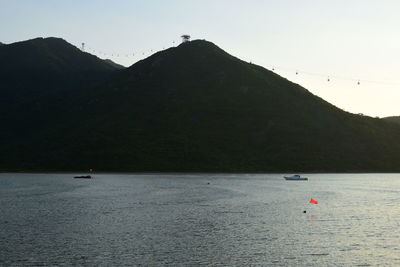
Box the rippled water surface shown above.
[1,173,400,266]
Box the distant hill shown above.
[0,37,123,106]
[0,37,121,89]
[0,37,118,70]
[1,39,400,172]
[384,116,400,124]
[0,37,119,106]
[0,37,124,171]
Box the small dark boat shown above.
[74,175,92,179]
[284,174,308,181]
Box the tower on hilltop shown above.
[181,35,190,43]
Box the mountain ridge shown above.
[0,37,122,72]
[1,38,400,172]
[0,37,123,109]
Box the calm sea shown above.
[1,173,400,266]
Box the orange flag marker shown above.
[309,198,319,204]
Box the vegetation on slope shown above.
[384,116,400,124]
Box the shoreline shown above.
[1,170,400,175]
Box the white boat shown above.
[284,174,308,181]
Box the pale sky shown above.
[1,0,400,117]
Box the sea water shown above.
[1,173,400,266]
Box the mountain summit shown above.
[1,39,400,172]
[0,37,123,105]
[0,37,119,72]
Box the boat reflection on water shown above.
[73,175,92,179]
[74,168,94,179]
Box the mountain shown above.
[0,37,118,71]
[0,37,121,94]
[0,37,123,116]
[384,116,400,124]
[1,39,400,172]
[0,37,124,171]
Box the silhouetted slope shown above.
[103,59,125,69]
[0,37,121,99]
[0,37,117,70]
[384,116,400,124]
[0,36,123,100]
[1,39,400,172]
[0,37,124,166]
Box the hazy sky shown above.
[2,0,400,117]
